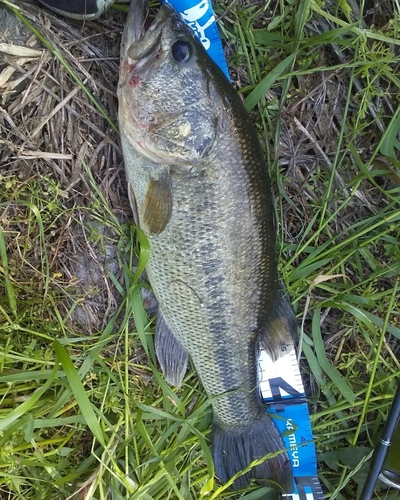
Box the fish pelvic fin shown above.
[261,277,297,360]
[212,413,294,492]
[155,309,188,387]
[128,183,139,226]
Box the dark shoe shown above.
[37,0,115,19]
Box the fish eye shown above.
[171,40,192,63]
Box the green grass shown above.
[0,0,400,498]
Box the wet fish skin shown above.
[118,0,296,491]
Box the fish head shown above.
[118,0,224,166]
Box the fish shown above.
[117,0,296,492]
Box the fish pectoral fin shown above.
[142,169,172,235]
[155,308,188,387]
[260,277,297,360]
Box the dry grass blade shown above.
[0,42,42,56]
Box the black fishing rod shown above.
[360,383,400,500]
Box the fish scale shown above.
[149,168,257,400]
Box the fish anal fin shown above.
[142,170,172,235]
[155,309,188,387]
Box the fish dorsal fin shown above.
[142,168,172,235]
[260,277,297,360]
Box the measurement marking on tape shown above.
[259,345,304,401]
[282,476,325,500]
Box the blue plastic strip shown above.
[267,403,317,477]
[260,346,324,499]
[164,0,230,79]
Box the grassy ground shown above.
[0,0,399,498]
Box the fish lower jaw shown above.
[128,137,167,165]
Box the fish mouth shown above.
[121,0,174,67]
[120,0,148,51]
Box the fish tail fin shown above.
[212,413,294,491]
[261,277,297,360]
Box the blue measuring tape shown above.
[260,347,324,498]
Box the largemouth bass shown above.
[118,0,296,491]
